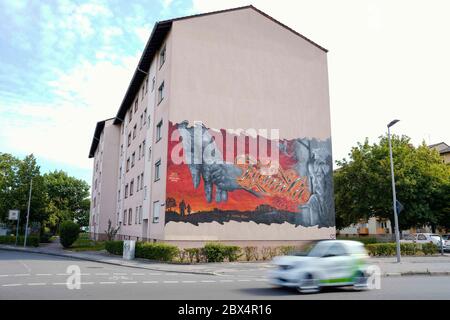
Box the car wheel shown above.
[353,270,369,291]
[297,273,320,294]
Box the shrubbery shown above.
[366,242,440,256]
[105,240,124,255]
[59,221,80,248]
[0,235,39,247]
[243,246,258,261]
[135,242,179,262]
[421,243,438,255]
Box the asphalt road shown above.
[1,250,450,300]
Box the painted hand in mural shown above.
[176,121,260,203]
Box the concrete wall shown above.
[164,7,334,242]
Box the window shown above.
[148,147,152,162]
[128,208,132,225]
[93,197,96,208]
[126,158,130,172]
[140,173,144,190]
[130,179,134,196]
[140,114,143,129]
[134,99,138,113]
[138,144,142,160]
[120,144,123,156]
[152,76,155,92]
[121,124,124,134]
[418,234,427,241]
[125,184,128,198]
[143,109,147,125]
[155,160,161,181]
[123,210,127,225]
[119,166,122,179]
[118,190,121,202]
[127,133,131,147]
[135,206,139,224]
[157,82,164,104]
[153,201,160,223]
[141,85,145,100]
[156,120,163,142]
[137,175,140,191]
[159,45,166,68]
[144,186,147,200]
[131,152,135,167]
[145,78,148,94]
[139,206,142,224]
[128,109,133,122]
[142,140,146,159]
[133,124,137,139]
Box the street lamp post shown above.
[387,119,401,263]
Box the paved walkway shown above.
[1,242,449,277]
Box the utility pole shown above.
[387,120,401,263]
[24,178,33,248]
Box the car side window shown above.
[417,234,427,240]
[325,244,347,257]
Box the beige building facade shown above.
[88,6,335,246]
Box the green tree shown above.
[334,135,450,232]
[43,170,90,231]
[0,153,20,222]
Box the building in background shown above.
[88,5,334,247]
[429,142,450,164]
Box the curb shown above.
[383,271,450,277]
[0,246,217,276]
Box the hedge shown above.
[59,221,80,248]
[135,242,179,262]
[202,243,242,262]
[366,242,439,256]
[0,235,39,247]
[105,240,123,255]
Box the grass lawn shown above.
[67,233,105,252]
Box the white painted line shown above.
[142,281,158,284]
[28,283,46,286]
[80,273,91,276]
[95,273,109,276]
[100,281,116,284]
[238,279,251,282]
[36,274,52,276]
[121,281,138,284]
[14,274,31,277]
[182,281,197,283]
[113,273,127,276]
[81,282,94,285]
[163,280,179,283]
[0,275,9,277]
[2,283,22,287]
[201,280,216,283]
[52,282,67,285]
[148,273,162,276]
[56,273,68,276]
[219,280,234,282]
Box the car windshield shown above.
[443,235,450,240]
[307,242,331,257]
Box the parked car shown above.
[268,240,372,293]
[442,235,450,252]
[400,233,444,249]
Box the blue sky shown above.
[1,0,449,186]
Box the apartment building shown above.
[88,6,335,247]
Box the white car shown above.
[268,240,372,293]
[400,233,444,248]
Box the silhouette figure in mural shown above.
[177,121,261,203]
[179,199,186,217]
[187,204,191,215]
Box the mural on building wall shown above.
[165,121,334,228]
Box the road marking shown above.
[95,273,109,276]
[121,281,138,284]
[80,273,91,276]
[81,282,94,285]
[148,273,162,276]
[2,283,22,287]
[36,274,52,276]
[14,274,31,277]
[254,279,268,282]
[219,280,234,282]
[200,280,216,283]
[56,273,68,276]
[52,282,67,285]
[238,279,251,282]
[100,281,116,284]
[0,275,9,277]
[163,280,179,283]
[28,283,46,286]
[142,281,158,284]
[113,273,127,275]
[182,281,197,283]
[132,273,145,276]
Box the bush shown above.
[0,235,39,247]
[261,247,278,260]
[243,246,258,261]
[135,242,179,262]
[277,245,297,256]
[422,243,438,255]
[202,243,243,262]
[223,245,241,262]
[400,243,419,256]
[184,248,204,263]
[59,221,80,248]
[105,240,124,255]
[366,243,396,256]
[40,232,53,243]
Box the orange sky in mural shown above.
[166,122,311,214]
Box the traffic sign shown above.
[8,210,19,220]
[396,200,404,215]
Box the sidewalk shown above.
[1,243,450,277]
